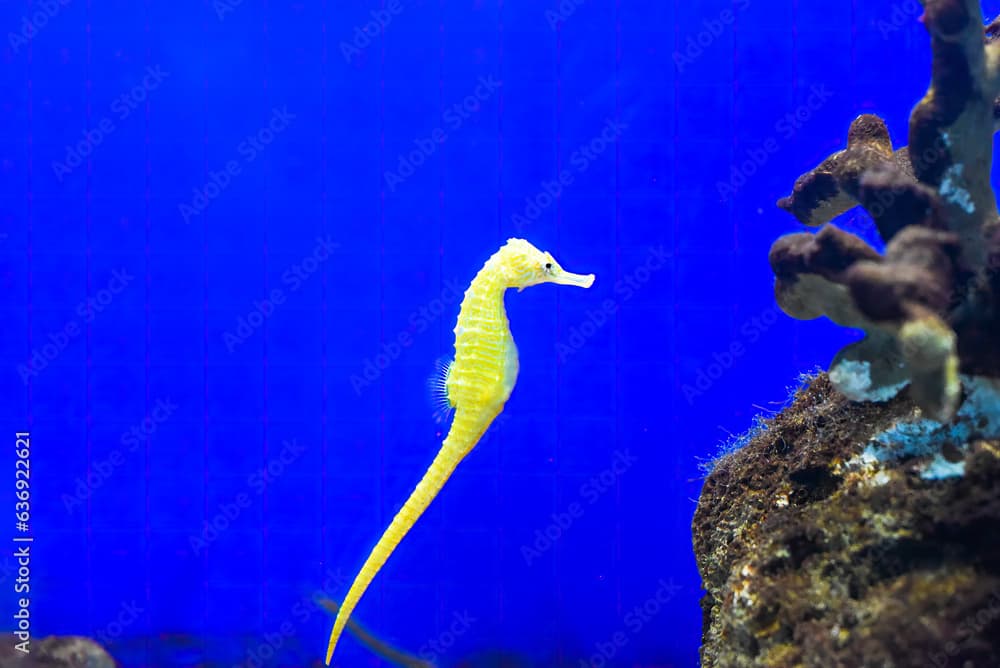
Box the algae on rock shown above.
[694,374,1000,667]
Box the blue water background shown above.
[0,0,969,665]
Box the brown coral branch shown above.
[768,4,1000,420]
[845,226,962,322]
[769,225,880,326]
[778,10,1000,255]
[909,0,1000,268]
[855,162,949,240]
[769,222,964,419]
[776,115,906,230]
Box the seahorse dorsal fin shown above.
[427,356,456,425]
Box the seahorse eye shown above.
[544,262,553,272]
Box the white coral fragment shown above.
[939,163,975,214]
[829,359,908,403]
[854,376,1000,480]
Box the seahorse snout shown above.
[551,270,595,288]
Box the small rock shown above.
[0,635,117,668]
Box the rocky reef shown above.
[694,373,1000,667]
[695,1,1000,666]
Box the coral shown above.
[693,373,1000,667]
[694,5,1000,665]
[772,0,1000,421]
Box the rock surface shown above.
[0,636,117,668]
[693,373,1000,667]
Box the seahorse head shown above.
[498,238,595,292]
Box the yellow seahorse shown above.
[325,238,595,665]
